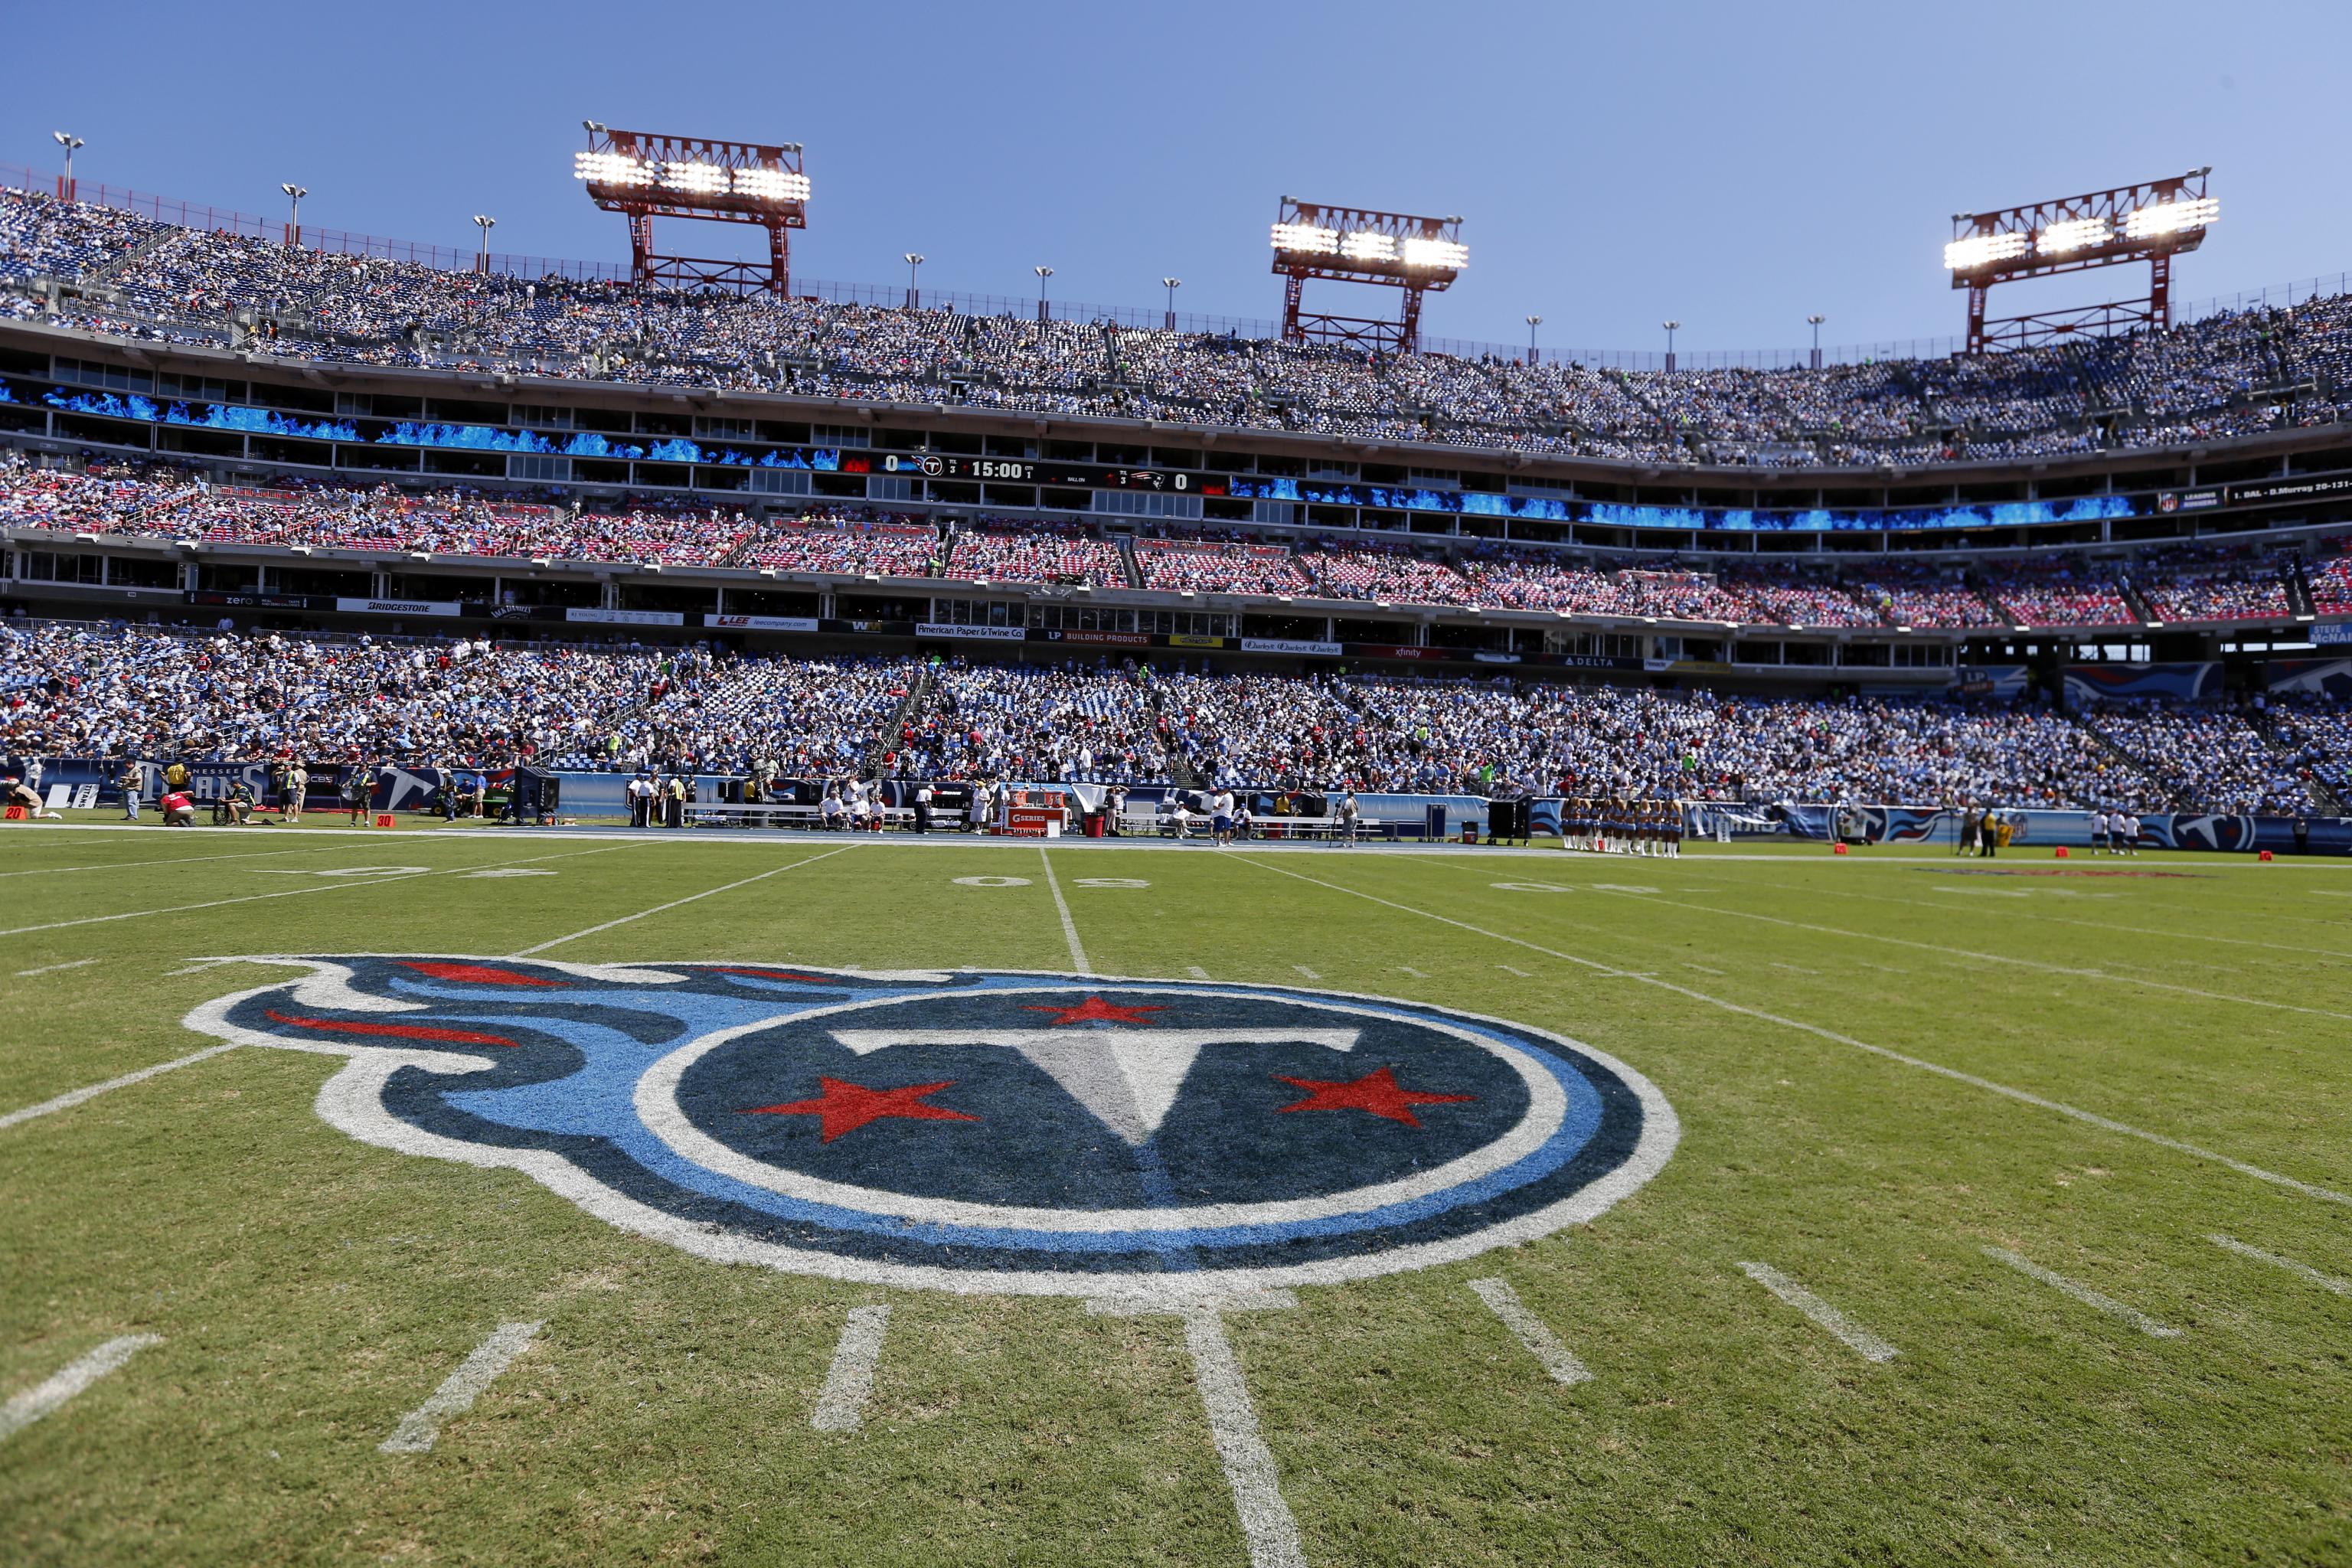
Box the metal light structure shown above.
[903,252,925,309]
[51,132,83,202]
[1806,312,1825,371]
[574,121,807,295]
[1034,264,1053,324]
[1269,197,1465,354]
[472,214,497,274]
[1161,276,1181,331]
[1945,168,2215,354]
[1661,320,1681,374]
[1525,315,1542,365]
[280,183,308,247]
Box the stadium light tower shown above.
[1807,313,1825,371]
[1525,314,1542,366]
[472,214,497,274]
[903,253,925,309]
[51,132,83,202]
[574,122,808,296]
[1661,320,1681,373]
[1945,168,2215,354]
[1034,264,1053,324]
[1270,198,1465,354]
[280,183,308,248]
[1161,276,1181,331]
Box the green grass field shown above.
[1,818,2347,1566]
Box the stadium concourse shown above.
[0,617,2333,815]
[5,184,2352,466]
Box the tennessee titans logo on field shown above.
[185,959,1677,1297]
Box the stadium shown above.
[2,14,2350,1566]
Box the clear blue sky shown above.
[7,1,2347,356]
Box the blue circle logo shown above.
[188,959,1677,1297]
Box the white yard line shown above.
[1738,1263,1899,1363]
[1230,854,2352,1208]
[1183,1312,1307,1568]
[1566,883,2352,1027]
[0,1044,242,1133]
[2207,1235,2352,1298]
[1467,1278,1591,1386]
[1036,849,1092,976]
[508,845,851,956]
[810,1305,891,1432]
[0,1334,162,1443]
[1981,1246,2180,1338]
[0,841,639,939]
[15,958,100,978]
[379,1321,544,1453]
[1789,880,2352,962]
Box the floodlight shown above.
[1943,232,2029,270]
[2123,196,2218,240]
[2035,217,2111,255]
[574,151,654,187]
[732,167,811,202]
[662,160,729,196]
[1271,222,1339,254]
[1400,236,1468,270]
[1340,230,1396,263]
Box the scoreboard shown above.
[872,453,1225,495]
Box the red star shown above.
[742,1077,979,1143]
[1023,995,1169,1026]
[1272,1066,1475,1129]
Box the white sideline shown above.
[1738,1263,1899,1363]
[1231,854,2352,1208]
[1467,1278,1591,1385]
[1981,1246,2180,1338]
[2207,1234,2352,1296]
[1783,878,2352,962]
[380,1321,544,1453]
[0,1334,162,1443]
[810,1305,891,1432]
[508,844,853,955]
[1036,849,1091,976]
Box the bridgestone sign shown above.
[335,598,461,617]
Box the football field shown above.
[2,821,2347,1566]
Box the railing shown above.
[6,160,2350,368]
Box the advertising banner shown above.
[568,607,686,627]
[2062,662,2221,706]
[706,614,821,632]
[335,598,462,617]
[1240,638,1342,657]
[914,622,1028,642]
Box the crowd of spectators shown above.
[5,616,2342,812]
[945,523,1129,587]
[15,185,2352,469]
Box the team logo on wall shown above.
[186,959,1677,1298]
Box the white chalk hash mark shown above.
[1184,1312,1307,1568]
[1037,850,1091,976]
[2208,1235,2352,1297]
[1496,964,1530,977]
[15,958,100,977]
[1769,962,1821,975]
[0,1044,241,1133]
[1981,1246,2180,1339]
[0,1334,162,1443]
[379,1321,544,1453]
[1681,962,1727,976]
[1739,1262,1900,1363]
[1396,965,1428,978]
[811,1304,890,1432]
[1292,965,1322,981]
[1467,1278,1591,1386]
[1187,965,1214,981]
